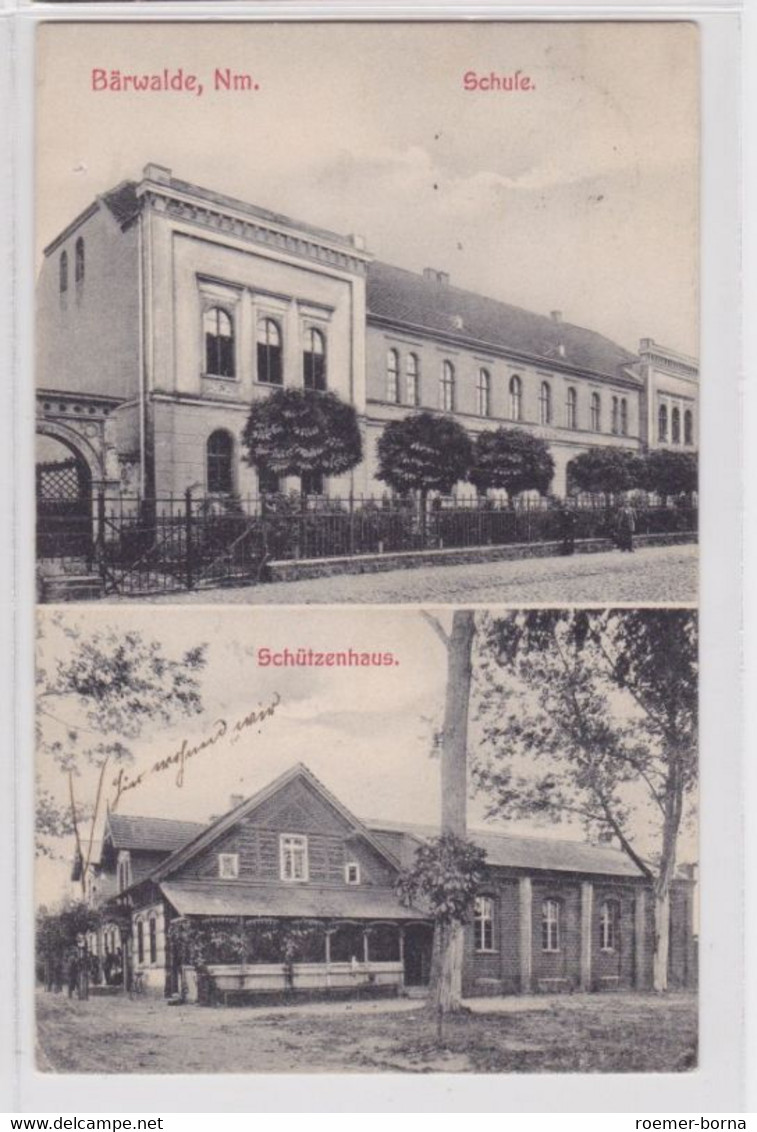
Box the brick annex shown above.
[77,764,696,1003]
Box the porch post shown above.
[580,881,594,992]
[324,927,332,990]
[519,877,532,994]
[362,928,370,964]
[634,888,648,989]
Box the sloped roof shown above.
[137,763,402,888]
[100,181,141,227]
[161,880,425,921]
[106,813,206,853]
[366,260,638,380]
[367,819,644,879]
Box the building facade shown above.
[78,764,695,1002]
[37,164,699,508]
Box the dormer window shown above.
[280,834,308,881]
[345,862,360,885]
[218,853,239,879]
[117,852,132,894]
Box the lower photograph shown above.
[34,604,697,1075]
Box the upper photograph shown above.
[35,21,699,606]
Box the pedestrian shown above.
[66,948,79,999]
[559,501,576,556]
[615,502,636,553]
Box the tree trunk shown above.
[428,610,476,1015]
[651,751,684,992]
[652,886,671,992]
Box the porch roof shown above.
[160,881,428,922]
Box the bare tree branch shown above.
[420,611,450,648]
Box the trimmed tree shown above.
[242,388,363,491]
[642,450,698,501]
[469,428,555,501]
[473,609,697,992]
[376,413,473,540]
[566,447,644,497]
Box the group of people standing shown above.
[43,946,124,999]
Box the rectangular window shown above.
[474,896,495,951]
[218,853,240,879]
[345,862,360,885]
[280,834,308,882]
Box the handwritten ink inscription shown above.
[109,691,281,809]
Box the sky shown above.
[36,606,698,909]
[36,21,699,356]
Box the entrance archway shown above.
[36,433,93,559]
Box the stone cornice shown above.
[139,181,372,277]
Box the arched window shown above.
[477,369,491,417]
[303,327,326,390]
[474,896,495,951]
[136,920,144,965]
[611,397,619,435]
[257,318,282,385]
[440,361,455,412]
[75,237,85,286]
[206,430,234,494]
[684,409,693,446]
[620,398,629,436]
[386,348,400,404]
[204,307,234,378]
[658,403,668,442]
[566,387,577,429]
[541,899,561,951]
[59,250,68,295]
[590,392,601,432]
[539,381,552,425]
[671,406,681,444]
[599,899,620,952]
[148,917,157,965]
[509,375,522,421]
[406,354,420,406]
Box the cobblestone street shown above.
[113,543,697,605]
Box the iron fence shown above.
[36,489,699,596]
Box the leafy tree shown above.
[566,447,644,496]
[417,610,477,1018]
[642,450,698,501]
[242,388,363,491]
[37,619,207,893]
[469,428,555,500]
[377,412,472,500]
[473,610,697,991]
[396,833,487,1033]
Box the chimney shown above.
[229,794,245,811]
[143,163,172,185]
[423,268,450,286]
[550,310,563,324]
[349,233,366,251]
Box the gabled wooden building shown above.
[88,764,694,1001]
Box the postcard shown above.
[23,14,723,1105]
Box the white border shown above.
[6,3,746,1113]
